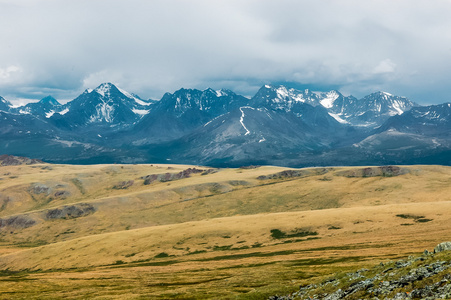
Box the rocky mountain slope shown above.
[0,83,449,167]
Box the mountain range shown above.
[1,82,450,167]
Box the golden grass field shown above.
[1,162,451,299]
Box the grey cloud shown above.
[1,0,451,105]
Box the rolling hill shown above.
[1,159,451,298]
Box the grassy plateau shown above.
[0,162,451,299]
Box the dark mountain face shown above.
[164,107,324,166]
[40,96,60,106]
[0,111,57,137]
[377,103,451,136]
[2,82,451,167]
[130,88,249,144]
[164,105,364,167]
[13,96,63,119]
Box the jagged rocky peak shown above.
[78,82,153,108]
[360,91,417,115]
[92,82,124,98]
[401,102,451,122]
[203,87,234,97]
[39,96,61,106]
[157,87,247,114]
[82,82,135,101]
[0,96,12,111]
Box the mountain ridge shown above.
[0,82,449,167]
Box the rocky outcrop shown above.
[257,168,330,180]
[30,183,51,195]
[44,203,96,220]
[434,242,451,254]
[142,168,206,185]
[0,215,36,229]
[336,166,408,178]
[0,154,43,166]
[269,242,451,300]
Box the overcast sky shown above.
[1,0,451,105]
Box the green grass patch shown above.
[396,214,425,220]
[195,250,297,262]
[154,252,170,258]
[328,226,342,230]
[270,228,318,239]
[415,218,433,223]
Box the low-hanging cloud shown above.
[1,0,451,105]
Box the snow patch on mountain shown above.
[59,108,69,115]
[319,91,340,108]
[94,83,112,97]
[134,98,152,106]
[239,107,251,135]
[19,108,31,114]
[117,87,151,106]
[132,108,149,116]
[328,112,349,124]
[46,110,55,118]
[89,102,114,123]
[391,100,405,115]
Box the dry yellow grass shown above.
[0,163,451,298]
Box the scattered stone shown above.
[269,242,451,300]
